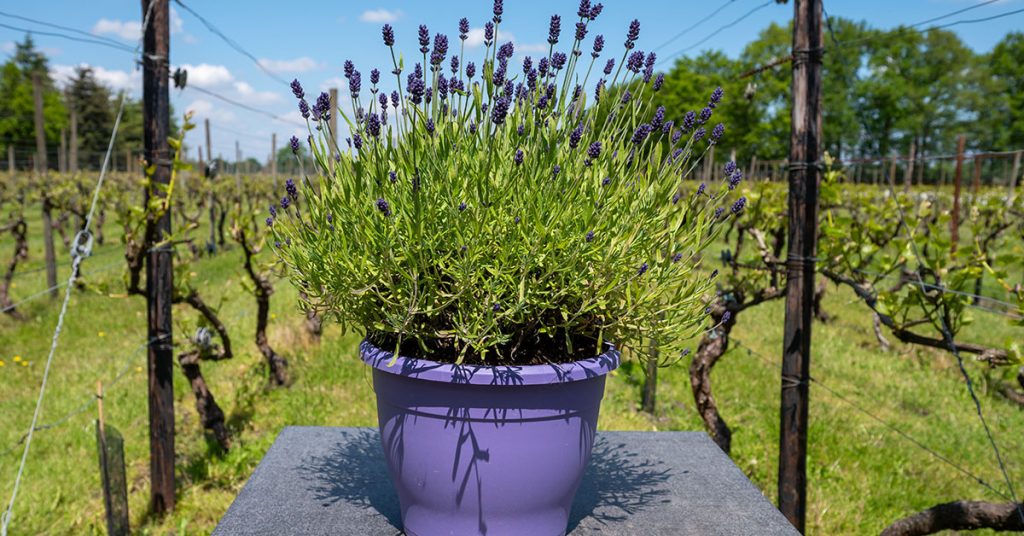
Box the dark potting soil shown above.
[366,330,602,366]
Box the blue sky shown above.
[1,0,1021,161]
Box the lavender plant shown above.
[270,1,743,365]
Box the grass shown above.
[0,200,1022,535]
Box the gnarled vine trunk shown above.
[690,306,736,455]
[881,500,1024,536]
[177,350,230,450]
[1,219,29,317]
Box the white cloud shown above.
[233,81,281,106]
[180,63,234,87]
[92,18,142,41]
[464,28,546,54]
[50,63,140,93]
[2,41,15,54]
[319,76,347,92]
[359,9,402,23]
[258,57,320,73]
[185,98,237,124]
[170,6,184,34]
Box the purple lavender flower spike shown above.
[672,192,681,205]
[682,111,696,132]
[603,58,614,75]
[585,230,595,242]
[431,33,449,66]
[344,60,354,79]
[724,161,737,175]
[588,141,602,160]
[671,128,682,144]
[459,201,467,211]
[290,79,304,99]
[714,207,724,219]
[602,177,611,186]
[492,0,503,22]
[367,113,381,138]
[391,90,400,108]
[709,86,724,108]
[728,170,743,190]
[265,217,273,227]
[592,35,604,58]
[699,106,712,124]
[693,127,706,142]
[552,165,561,178]
[281,196,291,210]
[662,120,674,135]
[376,197,391,217]
[382,24,395,46]
[418,25,430,53]
[627,51,644,73]
[491,95,510,125]
[575,22,587,42]
[451,55,460,75]
[498,42,515,60]
[269,205,277,218]
[538,57,549,77]
[514,148,524,165]
[569,123,584,149]
[548,15,561,45]
[316,91,332,121]
[425,118,435,135]
[637,262,648,276]
[379,92,388,109]
[289,136,300,153]
[624,19,640,49]
[731,197,746,214]
[484,22,494,45]
[466,61,476,79]
[552,52,567,70]
[589,3,604,20]
[389,170,397,182]
[370,68,380,85]
[517,123,525,136]
[298,99,310,119]
[620,90,631,104]
[578,0,591,18]
[673,252,683,263]
[459,18,469,40]
[286,178,298,200]
[631,124,652,145]
[653,73,665,91]
[697,182,707,196]
[710,123,724,144]
[651,106,665,130]
[353,133,363,150]
[349,71,361,99]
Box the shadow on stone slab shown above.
[568,437,675,532]
[301,429,673,534]
[301,428,404,532]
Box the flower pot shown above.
[360,339,620,536]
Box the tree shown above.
[984,32,1024,149]
[65,67,114,157]
[0,34,67,168]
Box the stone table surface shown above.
[213,426,797,535]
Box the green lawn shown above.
[0,204,1021,535]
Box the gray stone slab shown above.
[214,426,797,535]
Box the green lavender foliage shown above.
[270,5,744,364]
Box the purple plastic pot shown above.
[360,339,620,536]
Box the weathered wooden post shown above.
[779,0,822,531]
[329,87,339,159]
[952,135,965,254]
[32,71,58,298]
[1010,150,1021,193]
[904,141,915,193]
[142,0,176,514]
[96,382,129,536]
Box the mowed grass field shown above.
[0,199,1022,535]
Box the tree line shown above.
[658,20,1024,164]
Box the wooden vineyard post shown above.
[1010,150,1021,193]
[779,0,822,531]
[748,155,758,182]
[59,128,67,174]
[235,140,242,196]
[69,107,79,173]
[96,382,129,536]
[205,118,216,253]
[972,153,983,194]
[32,71,58,298]
[904,141,915,193]
[141,0,175,515]
[7,146,13,177]
[951,135,965,254]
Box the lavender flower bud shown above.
[517,123,525,136]
[431,33,449,66]
[673,252,683,263]
[418,25,430,53]
[552,165,561,178]
[603,58,615,75]
[731,197,746,214]
[672,192,681,205]
[376,197,391,217]
[425,118,435,135]
[538,57,549,78]
[349,71,361,99]
[592,34,605,58]
[699,106,712,124]
[389,170,397,182]
[484,22,494,45]
[344,60,354,79]
[627,50,644,73]
[693,127,706,142]
[585,230,595,242]
[370,68,380,85]
[663,120,674,134]
[710,122,724,143]
[631,123,652,145]
[391,90,400,108]
[637,262,648,276]
[728,170,743,190]
[602,177,611,186]
[697,182,707,196]
[514,148,524,164]
[682,111,696,132]
[265,217,273,227]
[653,73,666,92]
[367,113,381,138]
[298,99,310,119]
[285,178,298,200]
[281,196,291,210]
[714,207,724,219]
[551,52,567,70]
[624,19,640,49]
[645,52,656,70]
[547,15,561,44]
[620,90,631,104]
[491,95,511,125]
[578,0,592,18]
[290,136,300,153]
[382,24,395,46]
[466,61,476,79]
[353,133,363,150]
[269,205,277,219]
[316,91,332,121]
[290,79,304,99]
[575,22,587,42]
[589,3,604,20]
[569,123,584,149]
[651,106,665,130]
[709,86,724,108]
[492,0,503,22]
[588,141,602,160]
[498,41,514,61]
[459,18,470,40]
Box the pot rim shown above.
[359,338,620,386]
